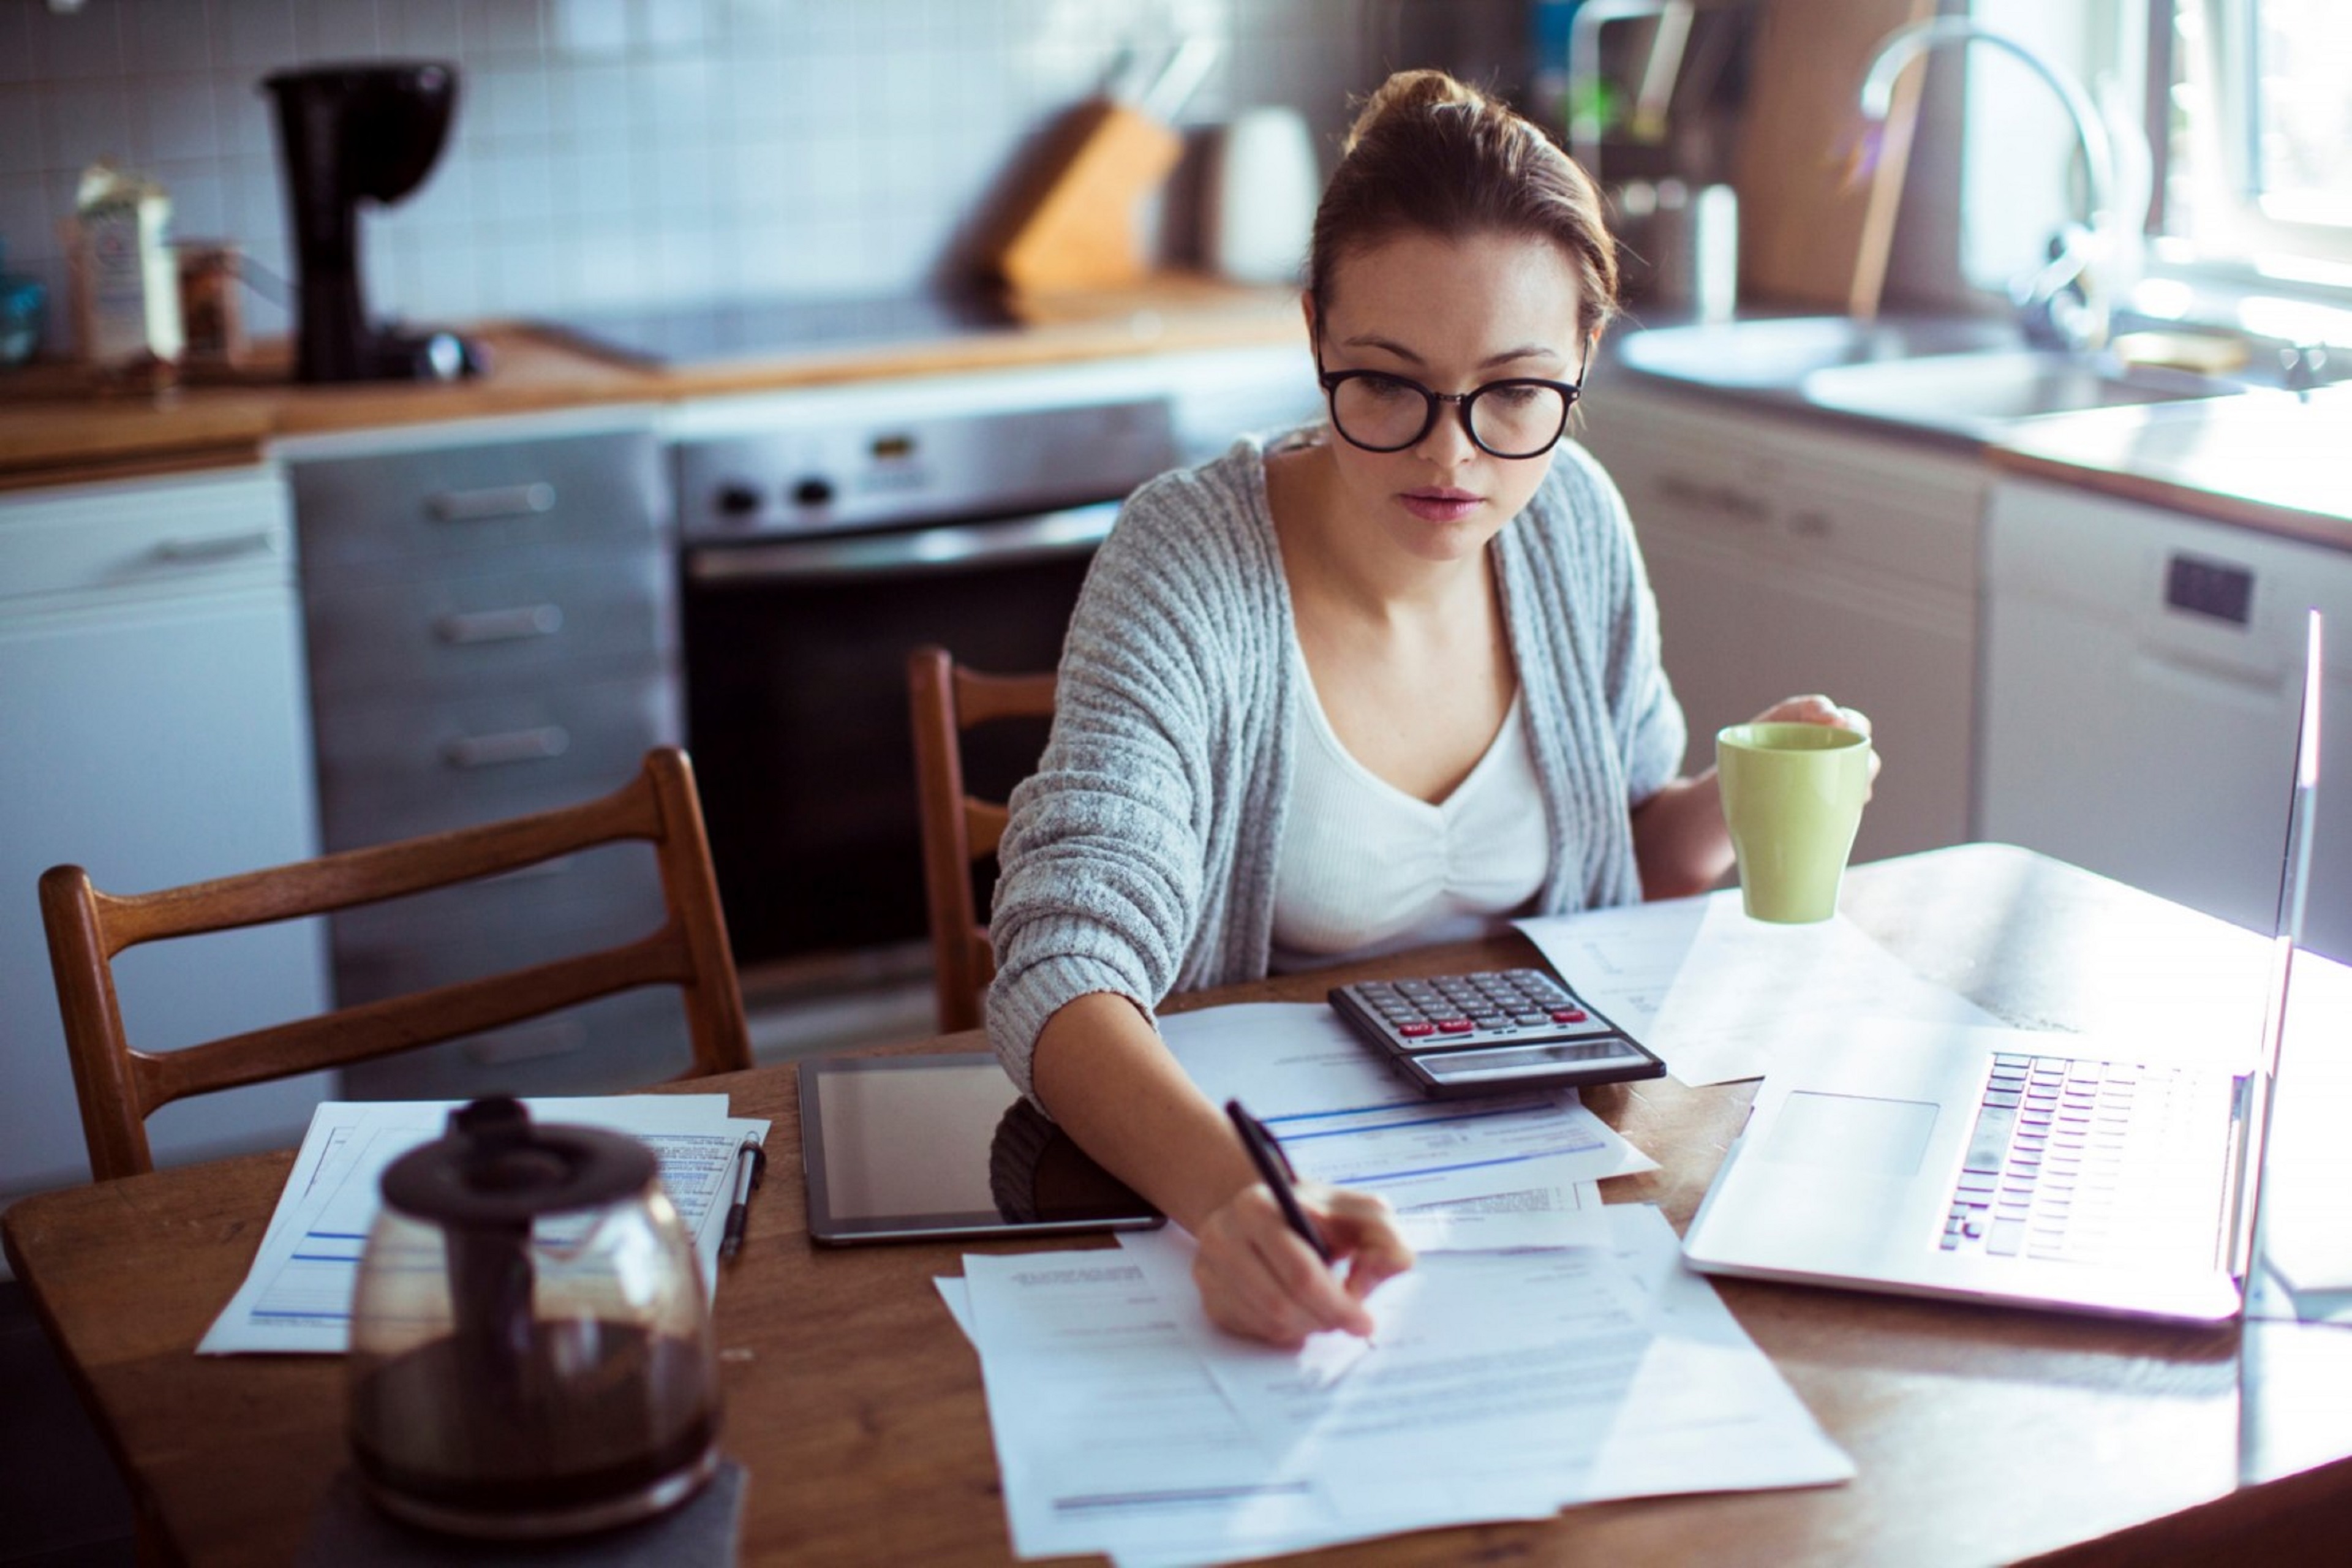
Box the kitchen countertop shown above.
[0,273,1300,492]
[1596,311,2352,553]
[1986,386,2352,549]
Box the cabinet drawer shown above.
[312,675,680,850]
[0,467,293,606]
[328,838,666,956]
[303,550,676,703]
[338,987,693,1102]
[292,431,665,579]
[1581,391,1983,594]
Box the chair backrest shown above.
[41,747,752,1182]
[907,646,1058,1033]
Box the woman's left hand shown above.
[1749,694,1882,794]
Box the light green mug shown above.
[1716,721,1873,923]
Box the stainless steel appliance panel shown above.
[677,398,1172,540]
[677,397,1180,979]
[309,673,681,850]
[293,431,666,578]
[301,549,674,703]
[328,839,664,954]
[338,987,692,1101]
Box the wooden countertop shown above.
[0,273,1300,492]
[1988,386,2352,550]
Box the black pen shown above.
[1224,1099,1332,1264]
[719,1136,766,1262]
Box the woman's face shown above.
[1311,228,1587,568]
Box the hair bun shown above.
[1343,68,1488,154]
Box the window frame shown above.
[2149,0,2352,285]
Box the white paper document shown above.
[1518,891,2002,1085]
[200,1095,769,1355]
[1156,1003,1657,1204]
[1392,1180,1607,1253]
[1123,1207,1852,1525]
[951,1204,1850,1566]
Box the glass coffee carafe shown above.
[347,1098,720,1539]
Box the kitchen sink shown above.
[1615,314,2019,388]
[1800,349,2247,436]
[1611,314,2255,439]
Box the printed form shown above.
[200,1095,767,1354]
[1156,1002,1656,1210]
[942,1204,1852,1566]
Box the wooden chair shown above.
[907,646,1058,1033]
[40,746,752,1183]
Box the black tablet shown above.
[797,1052,1164,1245]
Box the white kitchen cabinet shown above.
[1980,477,2352,962]
[1577,385,1987,866]
[0,467,331,1218]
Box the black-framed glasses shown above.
[1314,345,1588,459]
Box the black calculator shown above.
[1327,968,1666,1099]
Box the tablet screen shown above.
[798,1053,1163,1245]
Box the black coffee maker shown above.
[263,62,485,383]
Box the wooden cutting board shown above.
[1735,0,1934,311]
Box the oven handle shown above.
[684,500,1121,584]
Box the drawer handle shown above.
[426,482,556,523]
[1656,475,1770,523]
[150,530,281,564]
[442,726,571,769]
[434,603,565,644]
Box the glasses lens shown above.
[1329,374,1431,451]
[1467,383,1572,458]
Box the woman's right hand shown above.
[1189,1181,1415,1348]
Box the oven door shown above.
[682,501,1114,984]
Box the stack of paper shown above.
[1518,891,2002,1085]
[941,1206,1852,1565]
[937,1000,1850,1563]
[200,1095,769,1355]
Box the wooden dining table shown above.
[8,842,2352,1566]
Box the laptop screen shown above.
[2233,608,2322,1296]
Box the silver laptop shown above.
[1683,610,2323,1324]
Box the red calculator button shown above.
[1550,1008,1589,1023]
[1398,1021,1436,1038]
[1437,1018,1474,1034]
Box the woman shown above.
[986,69,1871,1347]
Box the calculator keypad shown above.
[1343,970,1619,1054]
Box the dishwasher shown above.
[1977,477,2352,961]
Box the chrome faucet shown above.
[1858,19,2139,354]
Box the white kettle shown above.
[1203,107,1321,287]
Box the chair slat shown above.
[100,785,661,954]
[40,747,751,1183]
[909,647,1057,1035]
[137,927,692,1111]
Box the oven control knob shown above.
[714,482,763,521]
[792,477,835,508]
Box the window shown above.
[2157,0,2352,281]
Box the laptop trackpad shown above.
[1760,1091,1939,1178]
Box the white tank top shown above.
[1268,649,1551,973]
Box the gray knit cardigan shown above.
[985,431,1687,1097]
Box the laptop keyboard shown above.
[1940,1052,2233,1267]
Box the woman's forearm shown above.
[1629,771,1735,901]
[1028,992,1262,1232]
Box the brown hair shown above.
[1307,70,1618,342]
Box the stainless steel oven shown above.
[677,394,1180,991]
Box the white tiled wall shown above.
[0,0,1404,358]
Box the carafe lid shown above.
[380,1097,656,1230]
